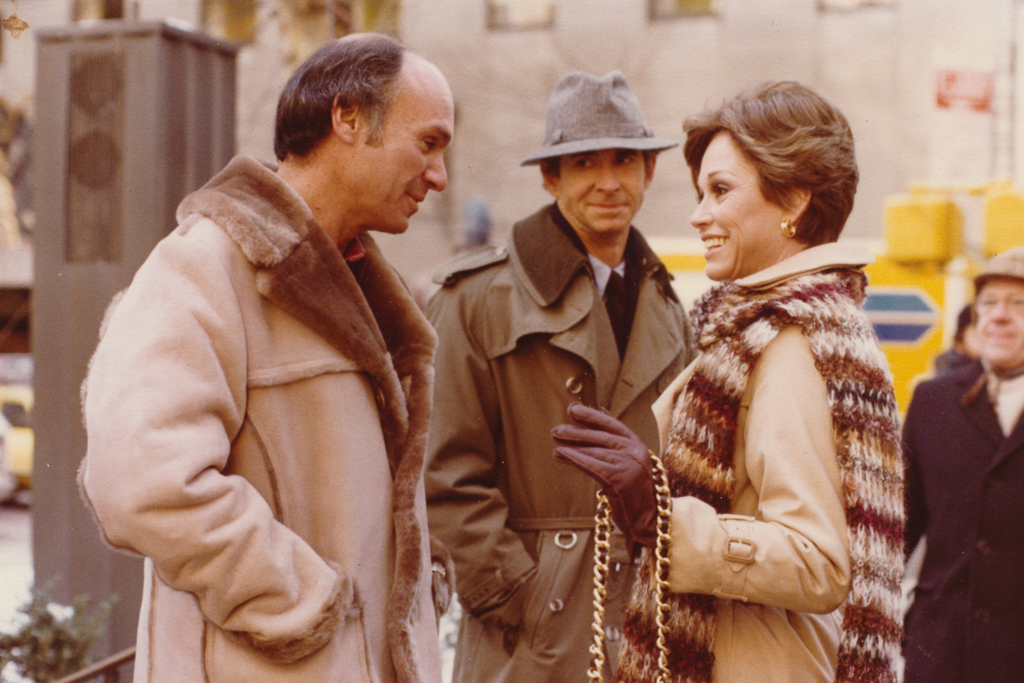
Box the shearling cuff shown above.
[226,566,351,665]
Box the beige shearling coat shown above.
[79,156,447,683]
[650,244,872,683]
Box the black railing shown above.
[53,647,135,683]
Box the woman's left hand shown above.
[551,403,658,556]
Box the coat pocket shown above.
[520,528,593,655]
[203,605,376,683]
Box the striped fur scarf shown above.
[615,267,905,683]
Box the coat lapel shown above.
[609,255,686,417]
[958,365,1005,451]
[989,416,1024,473]
[510,209,626,404]
[256,225,410,470]
[983,372,1024,473]
[508,207,683,410]
[511,206,591,308]
[549,299,621,407]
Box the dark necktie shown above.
[604,270,629,358]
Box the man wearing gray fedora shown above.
[423,71,694,683]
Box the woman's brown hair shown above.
[683,81,858,245]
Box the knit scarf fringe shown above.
[614,268,905,683]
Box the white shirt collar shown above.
[589,254,626,296]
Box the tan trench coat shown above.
[424,206,692,683]
[79,157,448,683]
[651,244,870,683]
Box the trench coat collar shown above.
[507,207,614,399]
[512,205,593,307]
[512,204,677,309]
[508,205,683,414]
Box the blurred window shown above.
[487,0,555,30]
[649,0,715,20]
[203,0,257,45]
[819,0,896,9]
[355,0,398,34]
[73,0,124,21]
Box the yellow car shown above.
[0,382,32,501]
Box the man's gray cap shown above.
[521,70,679,166]
[976,246,1024,292]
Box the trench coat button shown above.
[604,625,622,642]
[565,376,584,395]
[549,598,564,612]
[976,539,992,555]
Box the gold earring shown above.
[781,219,797,238]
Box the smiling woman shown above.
[552,81,904,683]
[689,132,807,281]
[682,80,859,265]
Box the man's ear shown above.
[332,100,362,144]
[541,164,561,199]
[643,153,657,191]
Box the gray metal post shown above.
[32,19,236,662]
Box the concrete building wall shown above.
[399,1,902,270]
[394,0,1024,279]
[6,0,1020,282]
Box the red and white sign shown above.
[935,69,994,113]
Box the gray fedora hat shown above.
[521,70,679,166]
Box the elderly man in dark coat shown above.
[903,245,1024,683]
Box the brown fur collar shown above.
[179,155,439,681]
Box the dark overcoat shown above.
[903,360,1024,683]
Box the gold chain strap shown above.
[587,493,612,681]
[588,452,672,683]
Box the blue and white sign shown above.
[864,288,939,344]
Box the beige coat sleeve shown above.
[80,232,343,661]
[658,326,851,614]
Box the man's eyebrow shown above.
[425,125,452,145]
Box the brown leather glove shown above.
[551,403,657,559]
